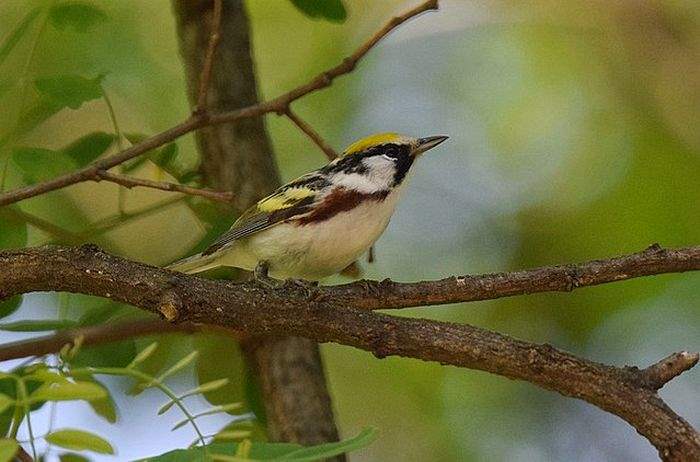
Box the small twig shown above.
[641,351,700,391]
[93,169,234,203]
[285,108,338,160]
[194,0,223,114]
[0,0,438,208]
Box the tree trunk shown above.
[172,0,343,454]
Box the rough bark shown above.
[0,245,698,461]
[172,0,343,450]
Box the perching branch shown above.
[327,243,700,310]
[93,170,234,203]
[0,244,698,461]
[0,0,439,208]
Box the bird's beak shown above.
[413,135,449,156]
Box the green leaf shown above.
[0,296,22,319]
[45,429,114,454]
[127,342,159,369]
[82,377,116,423]
[23,368,69,385]
[9,98,65,141]
[34,74,103,110]
[72,338,137,368]
[49,2,108,32]
[0,8,41,66]
[11,146,75,184]
[279,427,377,460]
[63,131,115,166]
[0,394,13,414]
[171,403,242,431]
[0,208,27,249]
[139,428,376,461]
[59,454,90,462]
[152,143,178,172]
[157,351,198,381]
[290,0,347,22]
[0,372,46,435]
[0,438,18,462]
[0,319,78,331]
[28,381,107,403]
[194,334,247,408]
[183,378,230,398]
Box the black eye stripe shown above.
[322,143,411,174]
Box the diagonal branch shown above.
[0,244,697,461]
[0,0,438,208]
[285,108,338,160]
[92,169,234,203]
[194,0,222,113]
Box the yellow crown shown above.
[342,133,409,156]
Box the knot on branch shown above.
[158,290,182,322]
[564,267,582,291]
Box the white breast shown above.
[242,186,405,279]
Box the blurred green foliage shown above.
[0,0,698,461]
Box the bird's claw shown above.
[283,278,320,300]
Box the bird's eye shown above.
[382,145,400,161]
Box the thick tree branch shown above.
[0,245,698,461]
[0,0,438,208]
[92,170,234,203]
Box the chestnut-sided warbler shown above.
[168,133,448,280]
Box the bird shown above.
[167,132,448,281]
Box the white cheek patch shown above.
[332,173,380,193]
[362,156,395,189]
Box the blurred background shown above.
[0,0,698,460]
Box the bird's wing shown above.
[202,174,326,255]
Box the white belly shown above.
[221,188,403,279]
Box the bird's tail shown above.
[166,252,220,274]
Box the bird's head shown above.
[323,133,448,193]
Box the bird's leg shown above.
[253,261,319,299]
[253,261,282,289]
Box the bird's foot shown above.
[283,278,320,300]
[253,261,283,290]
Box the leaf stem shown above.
[72,366,207,446]
[15,377,36,459]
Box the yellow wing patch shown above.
[343,132,407,156]
[257,187,315,212]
